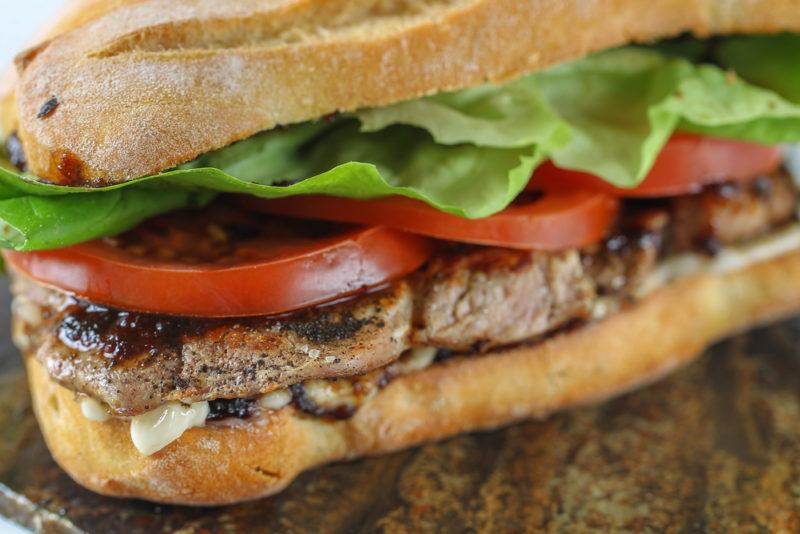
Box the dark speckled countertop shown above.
[2,277,800,533]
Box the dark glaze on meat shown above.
[55,293,394,370]
[57,299,223,365]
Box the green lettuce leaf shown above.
[362,48,800,187]
[357,78,572,149]
[714,33,800,104]
[189,122,543,220]
[0,125,542,250]
[0,180,213,252]
[5,36,800,251]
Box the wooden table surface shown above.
[2,278,800,533]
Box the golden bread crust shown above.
[25,249,800,505]
[11,0,800,184]
[1,0,144,139]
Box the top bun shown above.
[0,0,142,142]
[10,0,800,185]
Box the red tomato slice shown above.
[3,205,433,317]
[239,191,619,250]
[529,134,784,197]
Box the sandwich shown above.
[4,0,800,506]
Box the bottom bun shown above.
[25,249,800,505]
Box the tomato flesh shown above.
[529,134,784,197]
[239,191,620,251]
[4,205,433,317]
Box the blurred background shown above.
[0,2,61,532]
[0,1,63,69]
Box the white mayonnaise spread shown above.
[79,397,110,422]
[259,388,292,410]
[130,401,209,455]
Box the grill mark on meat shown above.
[278,310,376,343]
[18,170,800,415]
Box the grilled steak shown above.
[670,172,797,253]
[13,171,798,414]
[413,247,594,350]
[17,280,414,415]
